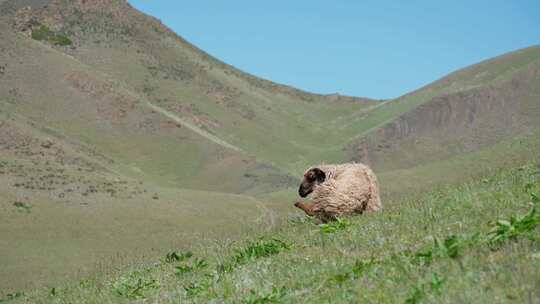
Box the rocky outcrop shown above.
[349,63,540,171]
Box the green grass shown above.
[0,153,270,292]
[1,3,540,299]
[31,24,72,46]
[378,127,540,199]
[8,163,539,303]
[4,8,540,189]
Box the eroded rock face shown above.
[11,2,61,37]
[8,0,131,33]
[0,0,52,16]
[348,64,540,171]
[65,71,137,123]
[13,6,36,35]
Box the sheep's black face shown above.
[298,168,326,197]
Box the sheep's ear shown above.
[312,168,326,183]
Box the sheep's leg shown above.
[294,201,317,216]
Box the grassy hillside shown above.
[1,0,539,298]
[3,0,538,188]
[1,0,378,186]
[7,163,540,303]
[0,17,292,195]
[0,111,274,291]
[0,0,369,292]
[348,46,540,174]
[261,126,540,210]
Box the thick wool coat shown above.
[306,163,382,221]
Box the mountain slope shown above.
[11,163,540,303]
[0,0,375,291]
[1,0,378,186]
[347,46,540,176]
[1,0,540,297]
[6,0,538,191]
[0,103,274,291]
[0,13,289,194]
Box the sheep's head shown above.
[298,168,326,197]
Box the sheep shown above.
[294,163,382,222]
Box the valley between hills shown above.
[0,0,539,301]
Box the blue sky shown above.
[128,1,540,99]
